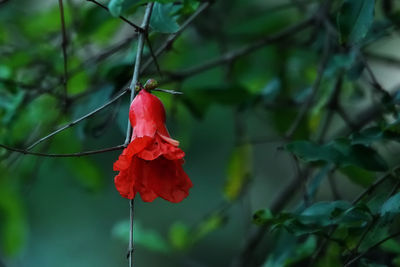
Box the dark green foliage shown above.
[1,0,400,266]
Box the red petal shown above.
[130,90,167,138]
[137,157,192,203]
[137,134,185,161]
[113,136,152,171]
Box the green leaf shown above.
[339,166,376,187]
[287,139,388,172]
[150,3,180,33]
[0,179,27,256]
[224,143,252,201]
[64,157,104,192]
[351,126,400,145]
[182,85,251,119]
[299,201,351,227]
[193,214,226,242]
[108,0,125,17]
[337,0,375,44]
[168,222,190,250]
[381,192,400,216]
[112,220,170,253]
[253,209,274,226]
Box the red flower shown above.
[113,89,192,203]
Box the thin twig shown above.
[166,18,314,81]
[145,35,162,76]
[0,144,125,157]
[344,231,400,267]
[140,2,211,73]
[285,32,330,139]
[58,0,69,103]
[26,88,129,151]
[124,3,154,145]
[86,0,143,32]
[125,4,154,267]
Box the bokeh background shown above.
[1,0,400,266]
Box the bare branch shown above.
[26,88,129,151]
[141,2,211,73]
[58,0,69,102]
[165,17,313,81]
[86,0,144,32]
[124,3,154,145]
[284,32,330,139]
[145,35,162,77]
[344,231,400,267]
[0,144,125,157]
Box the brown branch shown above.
[344,231,400,267]
[140,2,211,73]
[284,32,330,139]
[58,0,69,102]
[0,144,125,157]
[166,17,314,81]
[86,0,144,32]
[26,88,129,151]
[145,35,162,77]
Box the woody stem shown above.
[128,199,135,267]
[124,3,154,145]
[125,3,154,267]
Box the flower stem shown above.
[128,198,135,267]
[124,3,154,267]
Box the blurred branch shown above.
[310,170,398,263]
[284,32,330,139]
[367,52,400,68]
[58,0,69,104]
[145,35,162,77]
[68,35,136,81]
[344,231,400,267]
[141,2,211,73]
[25,88,129,151]
[0,144,125,157]
[361,56,390,96]
[165,17,314,81]
[86,0,144,32]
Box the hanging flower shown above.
[113,88,192,203]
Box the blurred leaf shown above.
[299,201,351,227]
[112,220,170,253]
[287,139,388,171]
[150,3,180,33]
[224,143,252,201]
[337,0,375,44]
[182,86,252,119]
[351,126,400,145]
[339,166,376,187]
[64,157,104,192]
[108,0,125,17]
[9,94,59,145]
[193,213,226,242]
[50,131,103,191]
[381,192,400,216]
[253,209,274,226]
[169,222,190,250]
[0,178,27,256]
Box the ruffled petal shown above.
[114,167,136,199]
[137,134,185,161]
[137,157,193,203]
[113,136,152,171]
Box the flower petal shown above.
[137,157,192,203]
